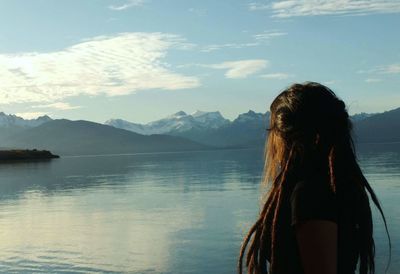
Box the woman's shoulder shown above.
[290,172,333,194]
[289,175,338,226]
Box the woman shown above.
[238,82,391,274]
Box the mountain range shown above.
[0,119,212,156]
[0,107,399,156]
[0,112,52,128]
[0,112,53,143]
[105,108,400,147]
[105,110,231,136]
[106,110,269,147]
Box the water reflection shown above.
[0,147,398,273]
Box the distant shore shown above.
[0,149,59,161]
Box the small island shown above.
[0,149,60,161]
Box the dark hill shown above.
[1,119,214,156]
[353,107,400,143]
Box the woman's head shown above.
[264,82,353,190]
[269,82,349,146]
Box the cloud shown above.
[249,0,400,17]
[32,102,82,110]
[188,7,207,16]
[358,63,400,75]
[200,30,286,53]
[260,73,291,80]
[248,2,269,11]
[206,60,268,79]
[253,30,287,40]
[0,32,200,105]
[324,80,336,85]
[15,112,48,119]
[200,43,259,53]
[365,78,382,83]
[379,63,400,74]
[108,0,146,11]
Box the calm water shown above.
[0,146,398,273]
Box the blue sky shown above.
[0,0,399,123]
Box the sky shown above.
[0,0,399,123]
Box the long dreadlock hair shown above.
[238,82,391,274]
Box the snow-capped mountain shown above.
[105,109,270,148]
[233,110,268,125]
[0,112,52,128]
[146,111,197,134]
[103,119,147,135]
[105,110,231,135]
[191,110,231,129]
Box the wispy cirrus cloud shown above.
[32,102,82,110]
[200,30,286,52]
[324,80,336,85]
[253,30,287,40]
[249,2,271,11]
[205,59,268,79]
[365,78,382,83]
[188,7,207,16]
[248,2,269,11]
[358,63,400,75]
[379,63,400,74]
[108,0,146,11]
[200,42,259,53]
[260,73,292,80]
[249,0,400,17]
[0,32,199,105]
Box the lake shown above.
[0,145,398,273]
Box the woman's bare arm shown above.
[295,220,337,274]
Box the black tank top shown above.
[265,168,360,274]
